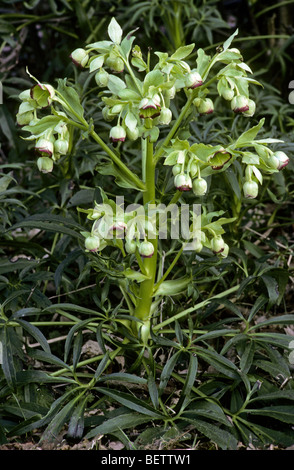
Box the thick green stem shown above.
[134,126,158,337]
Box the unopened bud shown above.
[70,48,89,68]
[54,138,69,155]
[106,56,124,73]
[192,177,207,196]
[85,235,101,252]
[95,68,109,87]
[172,164,182,176]
[37,157,54,174]
[243,180,258,198]
[125,239,137,254]
[139,240,154,258]
[158,107,172,125]
[16,111,34,126]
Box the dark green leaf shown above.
[85,412,153,439]
[95,387,163,418]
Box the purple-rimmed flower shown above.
[174,173,192,191]
[211,236,225,254]
[219,243,229,258]
[197,98,214,115]
[208,149,232,170]
[85,235,101,252]
[243,180,258,198]
[185,71,203,89]
[70,48,89,68]
[139,240,154,258]
[35,138,54,157]
[108,221,127,238]
[37,157,54,174]
[30,83,55,108]
[139,95,161,119]
[274,151,289,170]
[109,125,126,142]
[243,99,256,117]
[231,95,249,113]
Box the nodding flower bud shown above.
[243,180,258,199]
[70,48,89,68]
[165,85,176,100]
[219,243,229,258]
[231,95,249,113]
[191,238,203,253]
[95,68,109,87]
[192,177,207,196]
[125,239,137,254]
[35,138,54,157]
[243,99,256,117]
[174,173,192,191]
[139,95,161,119]
[211,236,225,254]
[158,107,172,125]
[30,83,55,108]
[54,138,69,155]
[185,71,203,89]
[109,125,126,142]
[85,235,101,252]
[139,240,154,258]
[16,111,34,126]
[274,151,289,170]
[195,98,214,115]
[172,164,182,176]
[106,56,124,73]
[220,88,235,101]
[267,154,280,170]
[37,157,54,174]
[126,127,139,141]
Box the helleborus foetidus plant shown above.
[16,18,289,344]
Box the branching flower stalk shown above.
[16,18,289,348]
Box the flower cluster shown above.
[16,77,72,174]
[80,197,157,259]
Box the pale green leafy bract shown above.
[108,17,123,45]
